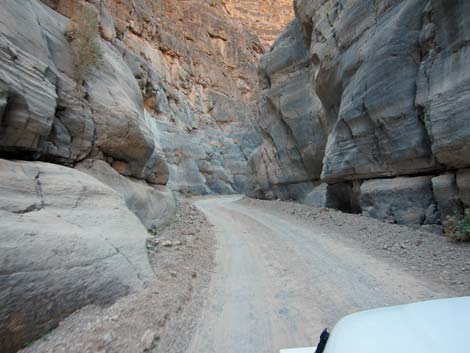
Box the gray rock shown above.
[0,0,170,185]
[360,176,434,225]
[0,1,58,155]
[424,203,439,225]
[0,159,154,352]
[1,0,264,196]
[246,19,329,199]
[37,2,95,161]
[76,159,176,230]
[416,0,470,169]
[318,0,435,182]
[0,0,95,162]
[86,41,169,184]
[432,174,463,225]
[303,183,328,208]
[456,169,470,208]
[248,0,470,225]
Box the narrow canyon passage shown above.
[188,196,454,353]
[2,1,470,351]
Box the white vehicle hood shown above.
[324,296,470,353]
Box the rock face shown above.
[360,177,435,225]
[0,159,154,353]
[76,159,176,230]
[223,0,293,49]
[248,0,470,225]
[0,0,292,196]
[0,0,291,350]
[88,0,272,195]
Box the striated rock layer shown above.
[247,0,470,226]
[0,0,293,197]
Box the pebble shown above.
[102,332,113,344]
[161,240,173,247]
[141,329,156,350]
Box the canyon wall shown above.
[0,0,292,351]
[247,0,470,226]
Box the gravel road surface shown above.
[188,196,456,353]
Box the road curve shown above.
[187,196,453,353]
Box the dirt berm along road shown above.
[188,196,455,353]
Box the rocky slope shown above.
[247,0,470,227]
[0,0,292,351]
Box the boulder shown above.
[360,176,435,225]
[76,159,176,230]
[0,159,154,353]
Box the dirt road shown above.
[188,196,455,353]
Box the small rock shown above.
[161,240,173,247]
[102,332,113,344]
[141,329,156,350]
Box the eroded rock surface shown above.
[248,0,470,225]
[0,0,291,196]
[96,0,270,194]
[0,0,292,350]
[223,0,293,49]
[0,159,154,353]
[76,159,176,230]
